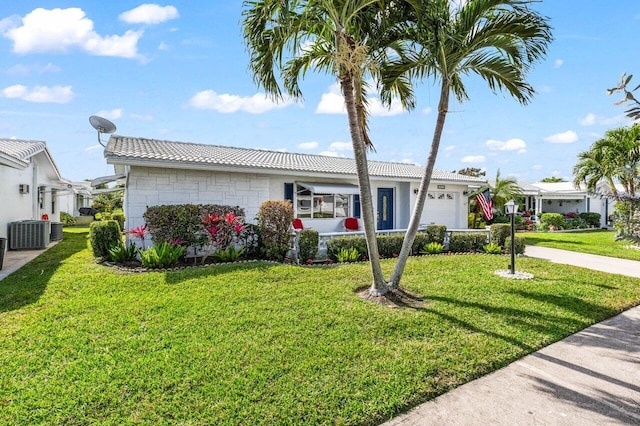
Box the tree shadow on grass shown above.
[0,229,88,313]
[162,260,283,285]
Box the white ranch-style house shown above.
[0,139,91,242]
[102,136,487,241]
[519,181,614,228]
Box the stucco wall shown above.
[0,155,62,239]
[124,166,472,237]
[125,166,271,233]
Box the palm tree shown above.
[242,0,411,296]
[491,169,524,215]
[386,0,552,287]
[573,125,640,198]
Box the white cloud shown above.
[5,62,60,75]
[315,83,405,116]
[188,90,294,114]
[532,164,542,170]
[316,87,345,114]
[158,42,169,51]
[95,109,122,120]
[119,4,179,24]
[298,141,318,150]
[554,59,564,68]
[486,138,527,153]
[461,155,485,164]
[578,112,627,127]
[422,107,432,115]
[537,85,552,93]
[2,8,142,58]
[1,84,73,103]
[444,145,455,151]
[319,151,343,157]
[544,130,578,144]
[328,141,352,152]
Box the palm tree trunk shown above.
[390,81,450,287]
[340,75,388,296]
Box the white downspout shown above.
[31,160,38,219]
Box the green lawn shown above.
[1,229,639,425]
[523,229,640,261]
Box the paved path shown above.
[525,245,640,278]
[385,247,640,426]
[0,241,58,281]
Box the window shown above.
[296,184,351,219]
[39,186,45,209]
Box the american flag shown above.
[476,188,494,221]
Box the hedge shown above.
[89,220,122,259]
[504,235,526,255]
[490,224,511,247]
[579,212,601,228]
[448,232,488,253]
[298,229,319,262]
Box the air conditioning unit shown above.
[9,220,51,250]
[19,184,30,194]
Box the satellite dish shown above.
[89,115,117,147]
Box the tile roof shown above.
[0,138,46,163]
[105,135,487,184]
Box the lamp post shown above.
[505,199,519,275]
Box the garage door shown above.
[422,192,458,228]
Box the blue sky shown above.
[0,1,638,183]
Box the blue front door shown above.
[377,188,394,230]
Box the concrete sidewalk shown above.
[385,247,640,425]
[0,241,59,281]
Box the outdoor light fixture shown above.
[413,188,419,194]
[505,199,519,274]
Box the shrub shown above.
[411,233,431,255]
[327,236,367,262]
[60,211,76,226]
[140,242,185,268]
[540,213,566,230]
[491,215,510,224]
[423,242,444,254]
[112,212,125,231]
[298,229,319,262]
[256,200,294,261]
[89,220,122,259]
[144,204,245,248]
[376,234,404,258]
[579,212,601,228]
[490,224,511,247]
[108,243,139,263]
[504,236,526,255]
[336,248,360,263]
[424,225,447,244]
[211,246,245,263]
[448,232,487,253]
[483,242,503,254]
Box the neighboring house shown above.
[0,138,73,239]
[57,181,94,217]
[520,181,614,228]
[103,136,487,238]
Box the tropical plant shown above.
[573,125,640,198]
[140,242,185,269]
[608,72,640,121]
[386,0,552,286]
[108,243,139,263]
[242,0,409,296]
[540,213,565,231]
[483,243,503,255]
[336,247,360,263]
[422,242,443,255]
[211,246,245,263]
[540,176,566,183]
[127,224,148,250]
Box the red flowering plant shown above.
[202,212,246,253]
[127,224,148,249]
